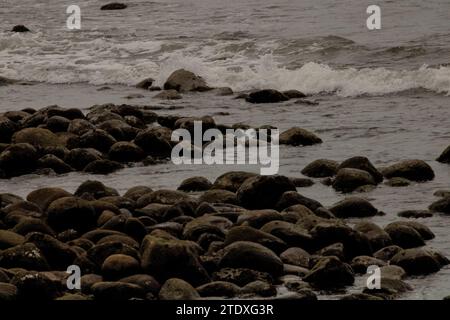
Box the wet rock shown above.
[235,210,281,229]
[10,217,54,236]
[27,187,72,211]
[429,196,450,214]
[135,78,154,89]
[245,89,289,104]
[11,25,30,32]
[0,116,17,143]
[397,210,433,218]
[350,256,386,274]
[373,245,403,262]
[384,223,425,249]
[47,197,96,232]
[46,116,70,133]
[236,175,296,209]
[100,3,128,10]
[109,142,145,162]
[74,129,117,153]
[280,247,310,268]
[276,191,322,212]
[212,268,272,286]
[37,154,72,174]
[282,90,306,99]
[220,241,283,276]
[332,168,376,193]
[164,69,210,92]
[436,145,450,163]
[67,119,95,136]
[178,176,212,192]
[141,235,209,285]
[119,274,160,294]
[183,215,231,241]
[198,189,237,205]
[289,177,314,188]
[83,159,124,174]
[328,197,378,218]
[74,180,119,199]
[304,256,354,288]
[391,248,441,275]
[240,280,276,297]
[385,177,411,187]
[154,90,182,100]
[340,293,383,300]
[363,277,412,299]
[140,189,191,206]
[381,160,434,182]
[11,271,60,300]
[0,143,38,177]
[0,230,25,249]
[354,221,392,252]
[92,282,145,301]
[101,254,140,280]
[279,127,322,146]
[159,278,200,300]
[224,226,286,254]
[315,243,345,260]
[124,186,153,201]
[12,128,63,148]
[387,221,434,240]
[0,243,49,270]
[380,265,406,280]
[134,129,172,158]
[338,156,383,183]
[212,87,233,96]
[212,171,258,192]
[65,148,103,170]
[196,281,240,298]
[0,283,17,301]
[260,221,313,251]
[56,293,91,300]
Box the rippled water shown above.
[1,0,450,299]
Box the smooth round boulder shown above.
[212,171,258,192]
[101,254,140,280]
[12,128,63,148]
[384,223,425,249]
[0,243,49,270]
[0,230,25,250]
[332,168,376,193]
[109,142,145,162]
[328,197,378,218]
[163,69,210,93]
[46,116,70,133]
[304,256,354,288]
[65,148,103,170]
[27,187,72,211]
[382,160,434,182]
[92,282,145,300]
[0,116,17,143]
[37,154,72,174]
[0,143,38,177]
[391,248,441,275]
[245,89,289,104]
[47,197,96,232]
[279,127,322,146]
[178,176,212,192]
[301,159,339,178]
[338,156,383,183]
[159,278,200,300]
[83,159,124,174]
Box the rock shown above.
[154,90,182,100]
[245,89,289,104]
[97,119,137,141]
[0,230,25,250]
[386,221,434,240]
[47,197,96,232]
[74,180,118,199]
[224,226,286,254]
[220,241,283,276]
[140,189,191,206]
[163,69,210,92]
[68,119,95,136]
[279,127,322,146]
[0,243,49,270]
[240,280,276,297]
[397,210,433,218]
[159,278,200,300]
[379,265,406,280]
[340,293,383,300]
[235,209,282,229]
[350,256,386,274]
[211,87,233,96]
[276,191,322,212]
[391,248,441,275]
[384,223,425,249]
[260,221,313,251]
[212,268,272,287]
[46,116,70,133]
[37,154,72,174]
[65,148,103,170]
[109,142,145,162]
[212,171,258,192]
[429,196,450,214]
[0,116,17,143]
[83,159,124,174]
[119,274,160,294]
[301,159,339,178]
[11,271,60,300]
[12,25,30,32]
[75,129,117,152]
[101,254,140,280]
[338,156,383,183]
[100,3,128,10]
[353,221,392,252]
[385,177,411,187]
[328,197,378,218]
[124,186,153,201]
[135,78,154,89]
[0,143,38,177]
[363,277,412,299]
[86,241,139,267]
[289,177,314,187]
[92,282,145,300]
[0,283,17,301]
[436,145,450,163]
[332,168,376,193]
[178,176,212,192]
[56,293,91,300]
[282,90,306,99]
[315,243,345,260]
[198,189,237,205]
[196,281,240,298]
[304,256,354,288]
[183,215,232,241]
[12,128,63,148]
[280,247,310,268]
[373,245,403,262]
[381,160,434,182]
[27,187,72,211]
[236,175,296,209]
[141,235,209,285]
[133,129,172,158]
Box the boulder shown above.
[236,175,296,209]
[100,3,128,10]
[223,226,286,254]
[304,256,354,288]
[384,223,425,249]
[47,197,96,232]
[236,210,283,229]
[92,282,145,301]
[219,241,283,276]
[11,25,30,32]
[37,154,72,174]
[119,274,160,294]
[0,143,38,177]
[101,254,140,280]
[178,176,212,192]
[83,159,124,174]
[135,78,154,90]
[154,90,182,100]
[279,127,322,146]
[429,196,450,214]
[332,168,376,193]
[282,90,306,99]
[328,197,378,218]
[381,160,434,182]
[436,145,450,163]
[198,189,237,205]
[75,129,117,152]
[260,221,313,251]
[397,210,433,218]
[385,177,411,187]
[301,159,339,178]
[0,243,49,270]
[391,248,441,275]
[0,116,17,143]
[338,156,383,183]
[109,142,145,162]
[46,116,70,133]
[276,191,322,212]
[0,230,25,250]
[350,256,386,274]
[67,119,95,136]
[212,171,258,192]
[196,281,240,298]
[159,278,200,300]
[11,271,60,300]
[74,180,118,199]
[12,128,63,148]
[245,89,289,104]
[27,187,72,211]
[163,69,210,92]
[280,247,310,268]
[65,148,103,170]
[353,221,392,252]
[133,129,172,158]
[373,245,403,262]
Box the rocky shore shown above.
[1,69,450,301]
